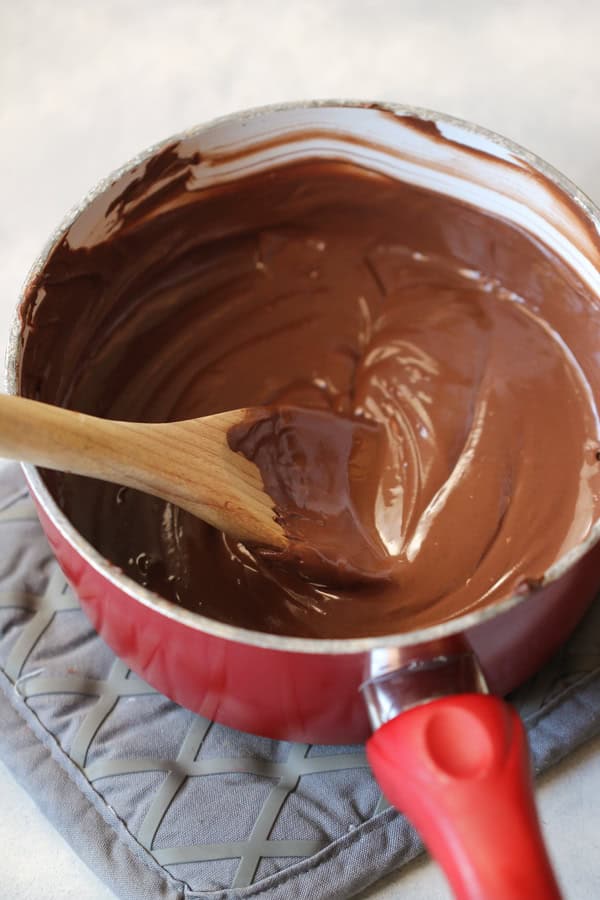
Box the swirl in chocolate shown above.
[21,152,600,637]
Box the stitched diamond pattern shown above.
[0,470,382,892]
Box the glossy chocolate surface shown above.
[20,146,600,637]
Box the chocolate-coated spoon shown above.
[0,393,285,548]
[0,394,387,579]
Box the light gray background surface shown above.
[2,2,600,897]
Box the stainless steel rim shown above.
[6,98,600,655]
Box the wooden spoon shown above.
[0,393,286,549]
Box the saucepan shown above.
[7,102,600,899]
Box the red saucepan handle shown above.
[366,694,561,899]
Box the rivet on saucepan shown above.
[135,552,150,574]
[116,486,129,504]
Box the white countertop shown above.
[2,2,600,897]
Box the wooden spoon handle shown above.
[0,393,136,479]
[0,394,283,548]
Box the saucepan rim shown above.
[6,98,600,655]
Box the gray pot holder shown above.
[2,462,600,900]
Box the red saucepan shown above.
[8,102,600,899]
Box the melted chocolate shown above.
[228,406,391,583]
[19,151,600,638]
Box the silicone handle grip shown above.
[366,694,561,899]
